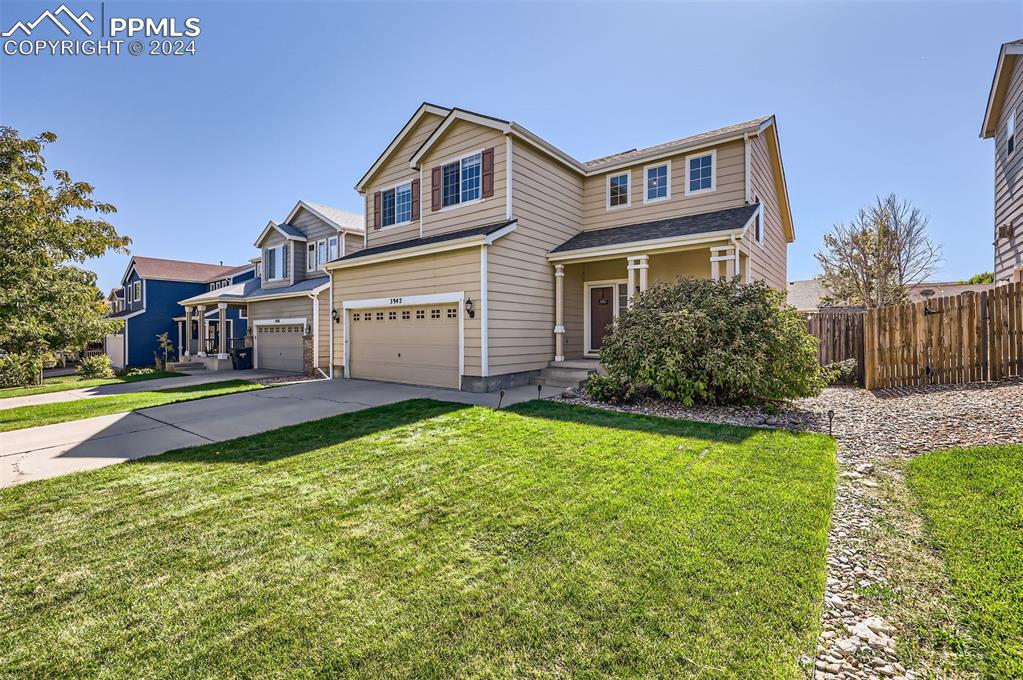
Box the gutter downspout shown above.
[309,291,325,377]
[743,133,751,204]
[327,275,334,378]
[730,234,741,282]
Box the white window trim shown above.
[380,180,415,229]
[328,235,339,262]
[1009,109,1016,156]
[316,238,327,270]
[132,280,141,302]
[583,279,628,355]
[239,306,248,320]
[266,244,287,281]
[642,161,672,204]
[606,170,631,210]
[438,148,486,212]
[306,242,316,272]
[341,291,465,380]
[685,149,717,197]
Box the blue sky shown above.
[1,1,1019,293]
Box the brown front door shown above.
[589,286,615,351]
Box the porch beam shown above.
[553,264,565,362]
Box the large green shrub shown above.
[0,353,41,387]
[590,277,832,405]
[76,354,114,379]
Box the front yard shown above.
[0,399,835,678]
[0,370,183,400]
[908,445,1023,678]
[0,380,262,431]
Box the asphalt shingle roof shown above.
[550,205,758,254]
[334,220,516,262]
[302,201,365,232]
[129,256,241,283]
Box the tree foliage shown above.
[961,272,994,285]
[0,127,130,360]
[815,194,941,308]
[589,277,832,406]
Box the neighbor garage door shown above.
[256,324,304,372]
[349,305,459,389]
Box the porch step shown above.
[529,360,604,391]
[169,361,206,371]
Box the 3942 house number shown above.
[389,297,402,305]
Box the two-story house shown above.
[323,103,793,391]
[178,200,364,374]
[982,38,1023,284]
[106,256,247,368]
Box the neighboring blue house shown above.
[105,256,253,368]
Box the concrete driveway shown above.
[0,369,293,411]
[0,378,562,488]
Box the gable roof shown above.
[355,103,451,192]
[204,263,255,284]
[253,220,306,248]
[285,200,365,233]
[982,39,1023,138]
[122,256,240,284]
[550,204,759,257]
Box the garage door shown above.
[256,324,304,372]
[349,305,459,389]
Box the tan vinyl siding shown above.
[330,248,482,376]
[747,133,788,290]
[487,140,585,374]
[363,113,444,247]
[420,120,508,238]
[317,288,330,368]
[579,139,747,231]
[995,57,1023,282]
[343,232,363,257]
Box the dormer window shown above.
[132,281,141,303]
[686,150,716,196]
[1009,109,1016,156]
[382,182,413,227]
[317,239,327,267]
[607,171,630,209]
[306,243,316,272]
[265,244,288,280]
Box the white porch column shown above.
[177,320,183,360]
[196,305,206,356]
[637,254,649,293]
[183,306,192,357]
[217,303,228,359]
[554,264,565,362]
[710,246,735,281]
[626,257,638,306]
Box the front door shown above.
[589,286,615,351]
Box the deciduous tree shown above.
[815,194,941,308]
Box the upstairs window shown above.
[753,200,764,243]
[133,281,141,303]
[645,163,670,202]
[442,153,481,208]
[317,239,327,268]
[306,243,316,271]
[381,182,413,227]
[265,244,288,280]
[607,171,630,209]
[686,151,715,196]
[328,236,339,261]
[1009,110,1016,156]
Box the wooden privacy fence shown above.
[807,310,865,385]
[863,282,1023,389]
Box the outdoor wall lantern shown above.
[464,298,475,319]
[331,308,340,324]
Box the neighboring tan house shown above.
[982,38,1023,283]
[178,200,364,374]
[105,256,247,369]
[323,103,794,391]
[787,279,994,313]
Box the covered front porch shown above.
[550,239,749,360]
[172,302,250,371]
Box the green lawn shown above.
[0,380,262,431]
[0,370,183,400]
[0,400,836,679]
[908,445,1023,678]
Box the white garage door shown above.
[349,305,459,389]
[256,324,304,372]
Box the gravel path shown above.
[560,378,1023,680]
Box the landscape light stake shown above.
[538,384,543,400]
[828,410,835,437]
[498,390,505,409]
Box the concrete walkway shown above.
[0,370,292,411]
[0,378,562,488]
